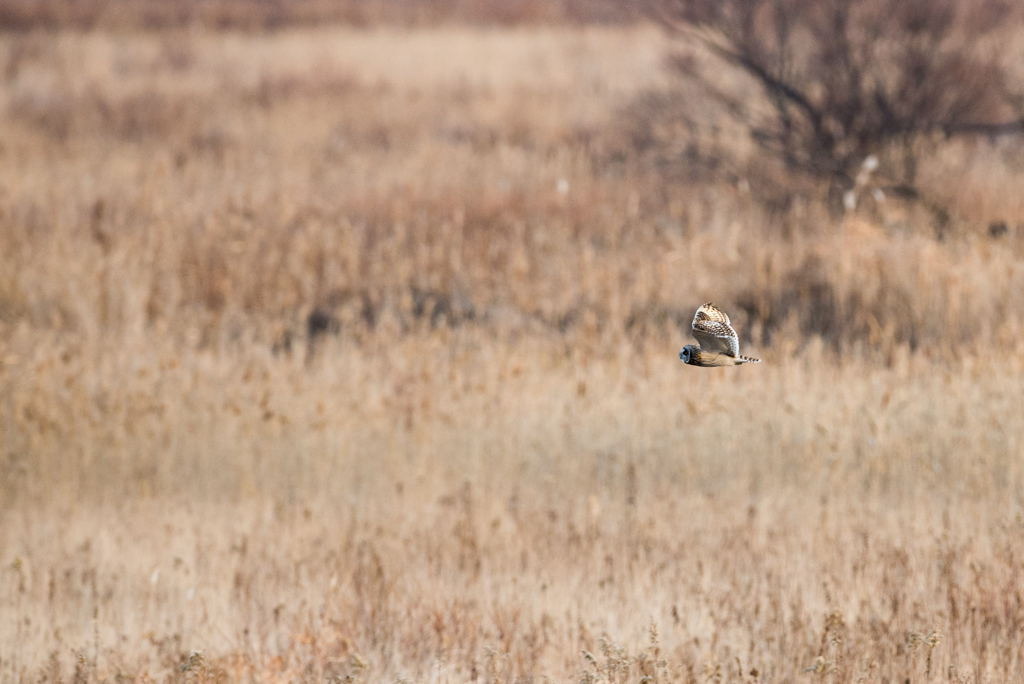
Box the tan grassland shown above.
[2,24,1024,684]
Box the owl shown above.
[679,303,761,367]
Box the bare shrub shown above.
[644,0,1024,220]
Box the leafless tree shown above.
[646,0,1024,216]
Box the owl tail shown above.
[736,355,761,364]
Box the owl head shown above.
[679,344,699,364]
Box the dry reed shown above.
[2,23,1024,683]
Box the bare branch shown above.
[645,0,1024,217]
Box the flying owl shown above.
[679,303,761,367]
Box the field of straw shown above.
[3,19,1024,684]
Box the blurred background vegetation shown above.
[2,0,1023,363]
[3,1,1024,682]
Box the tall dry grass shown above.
[2,24,1024,683]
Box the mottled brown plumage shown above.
[680,303,760,367]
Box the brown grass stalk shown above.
[2,24,1024,683]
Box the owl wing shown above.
[691,303,740,357]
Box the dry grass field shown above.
[3,15,1024,684]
